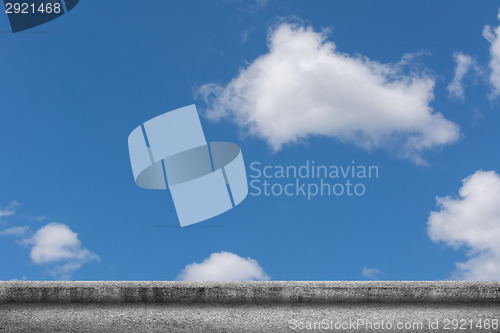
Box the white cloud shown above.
[0,201,20,223]
[362,267,383,280]
[428,170,500,280]
[20,223,99,280]
[9,276,27,281]
[0,226,29,236]
[483,9,500,97]
[447,53,482,101]
[178,251,270,281]
[197,22,460,163]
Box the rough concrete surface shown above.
[0,282,499,332]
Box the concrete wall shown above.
[1,281,499,332]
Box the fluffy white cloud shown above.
[21,223,99,279]
[447,53,481,100]
[0,201,19,223]
[0,226,29,236]
[362,267,383,280]
[198,22,460,163]
[178,251,270,281]
[483,9,500,97]
[428,170,500,280]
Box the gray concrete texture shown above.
[0,282,499,332]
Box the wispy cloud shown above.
[9,276,27,281]
[0,201,20,224]
[362,267,384,280]
[428,170,500,280]
[447,53,482,101]
[221,0,267,12]
[240,27,255,44]
[197,21,460,164]
[178,251,270,281]
[0,226,29,237]
[483,9,500,98]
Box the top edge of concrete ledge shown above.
[0,281,499,304]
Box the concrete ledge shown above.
[1,282,500,332]
[1,281,499,304]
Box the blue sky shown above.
[1,0,500,281]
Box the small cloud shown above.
[0,201,20,224]
[362,267,383,280]
[240,28,255,44]
[428,170,500,280]
[0,226,29,237]
[178,251,270,281]
[9,276,27,281]
[471,108,485,126]
[483,8,500,98]
[221,0,267,12]
[20,223,100,280]
[447,52,482,101]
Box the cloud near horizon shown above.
[20,223,100,280]
[428,170,500,280]
[177,251,270,281]
[197,22,460,163]
[362,267,383,280]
